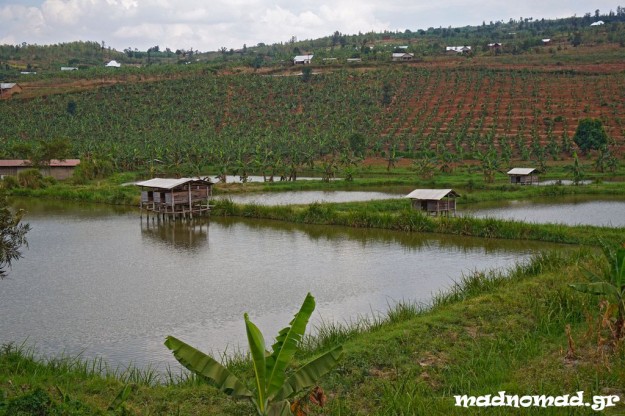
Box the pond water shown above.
[1,199,562,372]
[217,190,402,205]
[463,195,625,227]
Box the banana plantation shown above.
[1,66,624,179]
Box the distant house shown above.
[346,58,362,63]
[541,39,551,45]
[105,60,121,68]
[590,20,605,26]
[293,55,313,64]
[507,168,539,185]
[392,52,414,61]
[61,66,78,71]
[446,46,472,54]
[0,159,81,180]
[0,83,22,97]
[405,189,460,216]
[487,42,502,48]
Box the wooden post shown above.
[188,184,193,219]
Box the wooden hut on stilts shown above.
[135,178,213,221]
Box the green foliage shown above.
[565,151,585,185]
[573,118,609,154]
[165,293,343,415]
[16,169,46,189]
[570,244,625,339]
[0,195,29,277]
[0,176,19,190]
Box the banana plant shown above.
[165,293,343,416]
[570,245,625,340]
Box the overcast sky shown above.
[0,1,617,52]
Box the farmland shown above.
[1,53,624,178]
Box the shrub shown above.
[0,175,19,190]
[17,169,45,189]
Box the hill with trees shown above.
[0,8,624,179]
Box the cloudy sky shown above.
[0,1,617,52]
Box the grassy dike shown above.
[2,250,624,415]
[210,197,625,247]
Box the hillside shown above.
[1,12,624,176]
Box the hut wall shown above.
[510,174,538,185]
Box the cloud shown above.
[0,0,618,52]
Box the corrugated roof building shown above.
[507,168,539,185]
[405,189,460,216]
[0,159,80,180]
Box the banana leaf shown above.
[266,292,315,399]
[569,282,621,300]
[245,313,268,413]
[273,344,343,402]
[164,336,252,398]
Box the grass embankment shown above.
[210,195,625,247]
[2,250,624,415]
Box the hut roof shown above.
[507,168,537,175]
[135,177,212,190]
[405,189,459,200]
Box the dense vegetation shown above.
[1,64,624,181]
[1,8,625,416]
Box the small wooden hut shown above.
[405,189,460,216]
[507,168,539,185]
[136,177,213,220]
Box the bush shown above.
[17,169,45,189]
[0,176,19,190]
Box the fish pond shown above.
[1,198,567,372]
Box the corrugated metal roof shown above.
[49,159,81,167]
[1,83,17,89]
[0,159,80,167]
[405,189,459,200]
[135,177,212,189]
[0,160,29,167]
[293,55,313,61]
[507,168,537,175]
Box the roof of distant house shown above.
[293,55,313,61]
[507,168,537,175]
[0,159,80,167]
[135,177,213,190]
[405,189,459,200]
[105,60,121,67]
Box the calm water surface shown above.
[464,195,625,227]
[1,199,562,371]
[217,190,402,205]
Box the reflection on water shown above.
[141,219,209,250]
[1,198,565,372]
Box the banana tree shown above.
[570,245,625,340]
[165,293,343,416]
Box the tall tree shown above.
[573,118,608,154]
